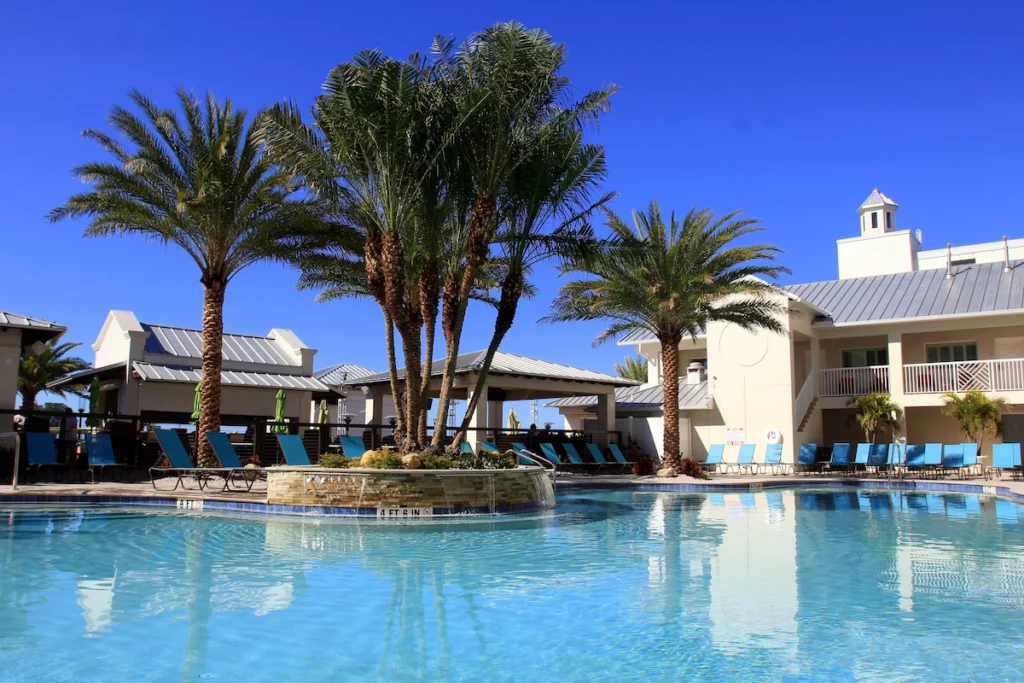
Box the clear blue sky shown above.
[3,1,1023,423]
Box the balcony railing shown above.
[819,366,890,397]
[904,358,1024,394]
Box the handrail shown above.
[904,357,1024,393]
[515,448,556,491]
[819,366,890,397]
[795,371,817,423]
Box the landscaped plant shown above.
[849,392,903,443]
[941,390,1010,452]
[678,458,709,480]
[317,453,349,468]
[545,201,788,472]
[481,451,516,470]
[632,454,655,477]
[419,453,455,470]
[365,447,405,470]
[614,354,649,382]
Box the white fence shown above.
[904,358,1024,394]
[819,366,890,397]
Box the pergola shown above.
[349,349,638,448]
[0,311,66,432]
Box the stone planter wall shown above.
[266,466,555,515]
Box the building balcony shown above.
[819,366,890,398]
[903,358,1024,394]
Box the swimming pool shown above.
[1,488,1023,681]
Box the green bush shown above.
[419,453,455,470]
[366,446,405,470]
[482,450,516,469]
[318,453,350,468]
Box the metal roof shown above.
[46,362,126,389]
[357,349,637,388]
[858,189,897,211]
[140,323,300,366]
[0,311,65,335]
[314,363,378,386]
[787,261,1024,326]
[132,362,329,391]
[547,379,710,410]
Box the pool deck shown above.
[2,471,1024,505]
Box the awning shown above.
[47,362,126,389]
[132,362,330,392]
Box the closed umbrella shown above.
[86,377,101,428]
[318,399,330,424]
[507,408,520,432]
[190,382,202,424]
[271,389,288,433]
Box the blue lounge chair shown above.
[511,441,539,466]
[538,443,565,468]
[795,443,819,475]
[918,443,942,477]
[205,432,262,492]
[852,443,870,474]
[480,441,500,454]
[24,432,68,482]
[152,429,236,491]
[761,444,788,475]
[702,444,725,473]
[585,443,627,474]
[607,443,633,467]
[460,441,475,455]
[960,442,980,478]
[902,444,925,476]
[727,444,757,474]
[275,434,312,466]
[84,433,127,483]
[866,444,889,475]
[562,443,603,474]
[987,443,1021,479]
[339,436,366,459]
[824,443,851,475]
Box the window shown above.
[842,348,888,368]
[885,211,892,231]
[871,212,878,230]
[926,342,978,364]
[951,258,976,267]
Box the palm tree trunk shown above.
[660,334,681,471]
[418,261,440,446]
[397,319,423,452]
[431,275,462,448]
[383,312,405,442]
[197,281,225,467]
[19,390,37,411]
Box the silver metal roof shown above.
[357,349,637,388]
[132,362,328,391]
[858,189,897,211]
[314,363,378,386]
[140,323,299,366]
[0,311,65,334]
[787,260,1024,325]
[547,378,710,410]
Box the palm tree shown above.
[18,339,90,410]
[429,22,617,447]
[50,89,327,465]
[849,392,904,443]
[545,201,788,471]
[615,355,649,383]
[941,390,1009,452]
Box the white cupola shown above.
[856,189,898,235]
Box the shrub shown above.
[419,453,455,470]
[482,450,516,469]
[632,454,655,476]
[318,453,349,468]
[678,458,709,480]
[366,446,404,470]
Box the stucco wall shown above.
[900,325,1024,364]
[138,382,311,420]
[836,230,919,279]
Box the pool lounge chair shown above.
[24,432,69,482]
[151,429,238,492]
[902,444,926,477]
[511,442,542,467]
[823,443,851,475]
[939,443,963,478]
[275,434,313,466]
[339,436,367,459]
[84,433,128,483]
[795,443,820,475]
[959,442,980,478]
[918,443,942,478]
[702,444,725,473]
[480,441,501,454]
[607,443,634,469]
[460,441,475,455]
[986,443,1022,480]
[851,443,870,474]
[866,444,889,475]
[562,443,604,474]
[205,432,263,492]
[760,444,788,475]
[726,444,757,475]
[586,443,628,474]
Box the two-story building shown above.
[552,191,1024,462]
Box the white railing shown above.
[795,371,817,422]
[818,366,890,397]
[904,358,1024,394]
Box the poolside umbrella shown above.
[507,408,520,431]
[318,399,329,424]
[271,389,287,433]
[190,382,202,424]
[86,377,101,428]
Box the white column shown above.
[595,391,616,447]
[367,391,386,449]
[467,383,488,449]
[887,331,904,403]
[487,401,504,438]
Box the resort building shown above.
[55,310,333,424]
[553,190,1024,463]
[0,310,66,431]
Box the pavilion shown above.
[0,311,67,431]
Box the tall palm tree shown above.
[18,339,90,410]
[941,390,1009,452]
[849,392,904,443]
[615,355,649,383]
[430,23,617,446]
[545,202,788,471]
[50,89,327,465]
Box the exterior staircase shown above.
[797,397,818,432]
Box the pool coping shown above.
[1,476,1023,517]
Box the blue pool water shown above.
[1,488,1024,681]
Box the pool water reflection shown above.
[1,489,1023,681]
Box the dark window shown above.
[842,348,889,368]
[926,343,979,364]
[885,212,892,230]
[951,258,976,266]
[871,212,878,229]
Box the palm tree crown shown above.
[941,390,1009,451]
[545,201,789,470]
[50,89,327,465]
[18,339,90,410]
[850,392,904,443]
[615,355,649,382]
